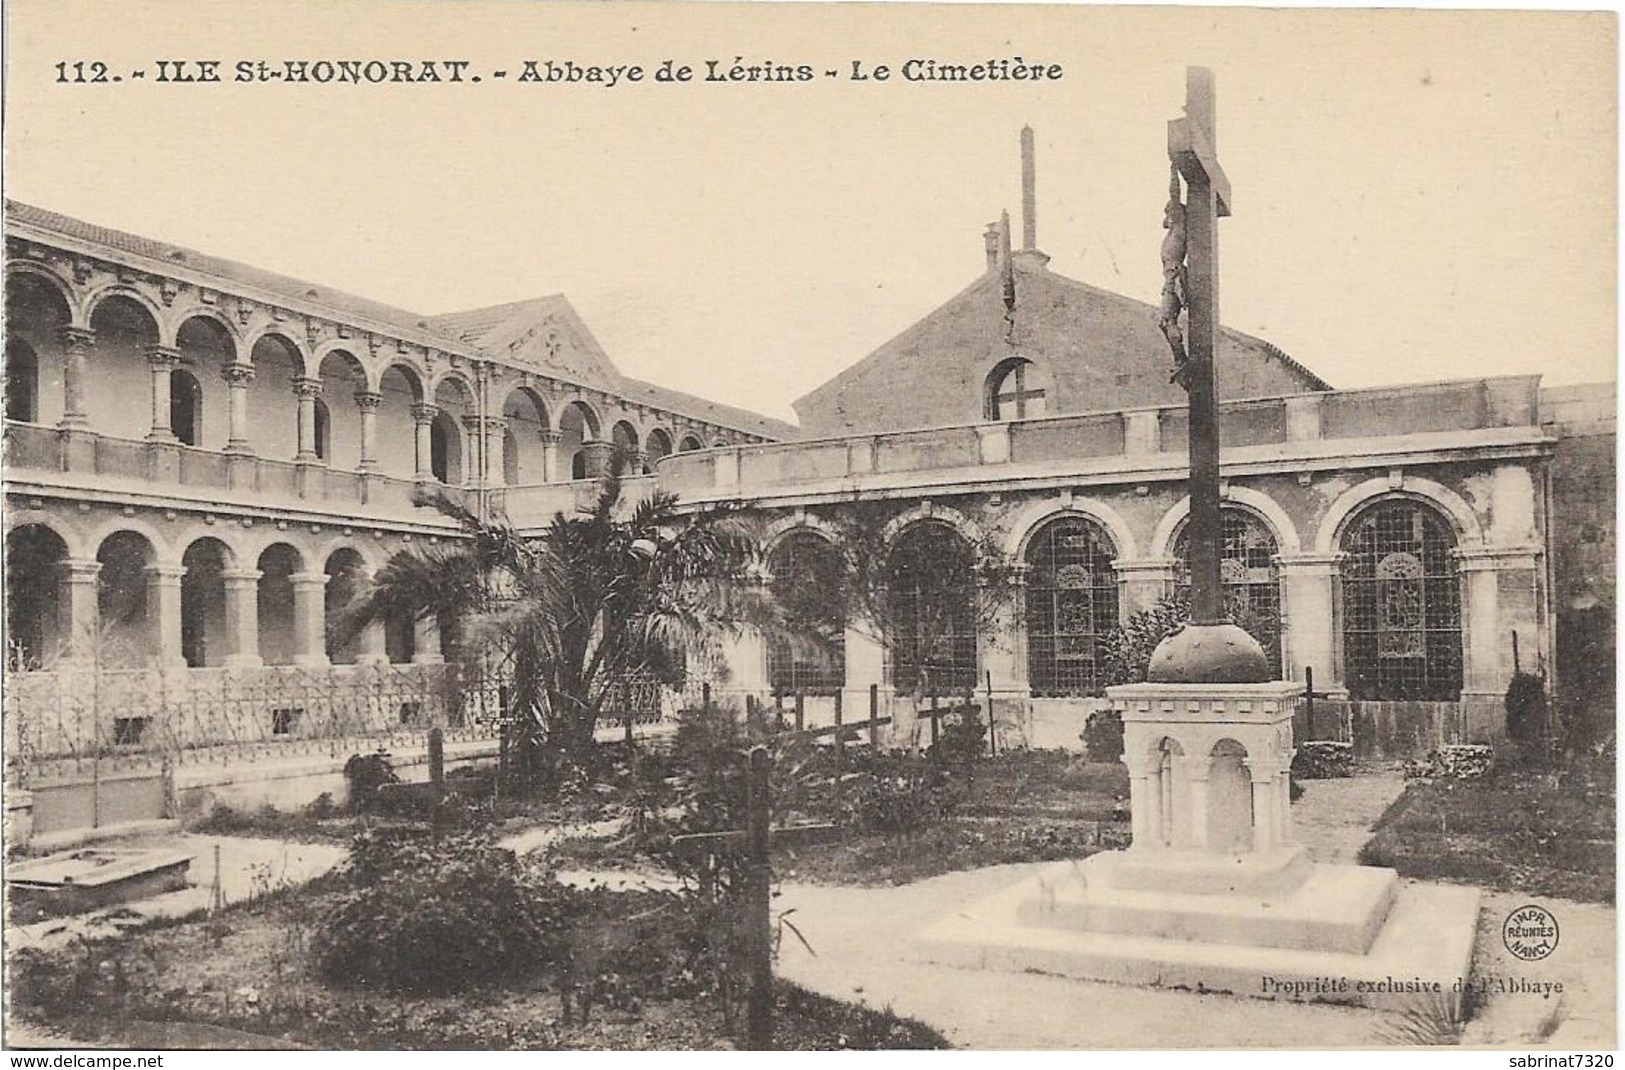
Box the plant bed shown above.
[556,749,1132,887]
[1357,756,1615,904]
[9,846,948,1050]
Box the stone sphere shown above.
[1145,622,1272,684]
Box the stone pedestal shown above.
[916,679,1481,1009]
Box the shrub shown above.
[1506,671,1549,743]
[1101,590,1278,686]
[1403,744,1494,781]
[342,750,399,811]
[842,750,960,837]
[929,704,988,775]
[1292,740,1354,779]
[313,830,579,994]
[1081,709,1125,763]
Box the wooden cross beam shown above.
[667,822,839,857]
[1168,66,1231,217]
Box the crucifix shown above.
[1165,65,1231,630]
[1149,66,1268,683]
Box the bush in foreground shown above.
[313,830,579,994]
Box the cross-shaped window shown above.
[987,357,1047,421]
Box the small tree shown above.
[770,501,1019,708]
[1101,589,1279,687]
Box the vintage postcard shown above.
[2,0,1616,1055]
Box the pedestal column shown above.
[293,377,323,462]
[540,429,562,483]
[144,345,181,441]
[220,567,263,667]
[1275,552,1343,687]
[412,614,444,664]
[290,570,329,667]
[58,559,102,664]
[349,390,381,473]
[484,416,508,486]
[144,563,187,667]
[57,326,94,429]
[221,364,255,454]
[411,403,438,481]
[1113,558,1177,618]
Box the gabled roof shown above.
[424,294,625,392]
[793,257,1331,437]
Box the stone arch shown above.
[242,327,310,369]
[882,502,985,549]
[380,550,419,664]
[84,515,176,566]
[1207,737,1254,852]
[377,360,426,402]
[765,527,848,696]
[4,509,87,559]
[88,293,165,439]
[1004,497,1137,563]
[180,535,234,667]
[677,432,704,453]
[6,522,72,668]
[645,427,674,471]
[610,419,639,468]
[428,366,479,407]
[6,338,40,423]
[256,542,305,666]
[762,512,846,557]
[375,363,425,480]
[323,545,371,664]
[1316,475,1484,555]
[1022,512,1120,697]
[315,348,368,471]
[95,529,159,667]
[174,316,239,449]
[1338,495,1464,701]
[887,517,980,694]
[5,261,80,325]
[502,385,552,484]
[84,285,170,345]
[171,308,242,355]
[1151,487,1301,558]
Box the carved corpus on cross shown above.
[1147,66,1270,684]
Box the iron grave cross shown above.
[1167,66,1231,628]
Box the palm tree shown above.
[343,464,765,786]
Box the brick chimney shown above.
[984,222,1002,272]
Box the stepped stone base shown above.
[917,858,1480,1010]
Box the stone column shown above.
[1275,552,1343,689]
[58,559,102,664]
[57,326,94,429]
[356,620,388,665]
[412,614,444,664]
[581,440,615,479]
[1179,756,1211,849]
[293,377,323,462]
[144,345,181,441]
[540,429,562,483]
[219,567,263,667]
[484,416,508,486]
[411,403,438,481]
[1113,558,1177,618]
[144,563,187,667]
[633,449,651,476]
[289,571,329,667]
[1122,743,1166,849]
[1249,766,1279,852]
[354,391,382,472]
[221,364,256,454]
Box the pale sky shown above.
[6,2,1616,422]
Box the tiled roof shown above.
[6,200,447,339]
[6,200,798,440]
[622,379,801,440]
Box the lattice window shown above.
[1026,517,1119,696]
[767,531,847,696]
[1340,500,1462,700]
[889,522,978,694]
[1173,508,1283,676]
